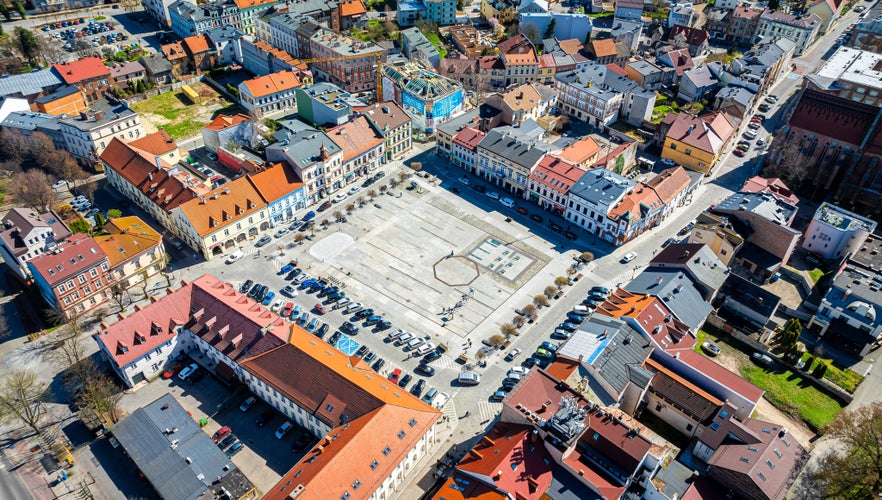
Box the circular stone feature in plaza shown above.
[433,256,480,287]
[309,232,356,262]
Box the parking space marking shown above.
[432,355,456,370]
[336,334,359,356]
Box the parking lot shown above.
[41,16,135,55]
[116,358,310,493]
[177,155,601,415]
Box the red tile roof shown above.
[176,176,266,238]
[665,112,734,155]
[740,176,799,206]
[606,63,629,76]
[455,423,553,500]
[99,138,197,212]
[433,472,507,500]
[327,115,384,162]
[669,25,709,46]
[129,130,177,156]
[608,184,663,223]
[558,39,583,55]
[646,166,692,205]
[356,101,412,131]
[161,41,188,61]
[529,156,586,195]
[95,281,193,368]
[185,276,289,361]
[52,57,110,84]
[241,71,301,99]
[28,233,107,286]
[234,0,276,8]
[452,126,486,150]
[661,48,694,76]
[496,34,534,55]
[788,89,879,150]
[556,136,600,165]
[676,350,764,404]
[479,55,505,70]
[590,39,617,58]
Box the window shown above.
[710,422,720,430]
[78,275,86,284]
[397,430,406,439]
[325,404,335,413]
[90,268,98,277]
[720,410,729,419]
[382,446,391,456]
[369,460,379,470]
[758,472,767,481]
[58,284,66,293]
[766,459,775,469]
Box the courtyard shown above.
[131,81,241,140]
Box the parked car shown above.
[211,426,232,443]
[255,235,272,247]
[239,396,256,412]
[490,390,507,401]
[218,433,237,450]
[411,378,426,397]
[457,372,480,386]
[365,315,383,325]
[340,322,359,335]
[423,349,443,362]
[281,285,297,297]
[314,303,327,315]
[388,368,402,383]
[621,252,637,263]
[752,352,774,366]
[414,363,435,377]
[316,323,330,338]
[505,348,521,361]
[701,342,721,356]
[275,421,293,439]
[398,373,412,388]
[178,363,199,380]
[432,392,450,408]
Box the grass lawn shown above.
[800,353,865,392]
[740,364,844,429]
[588,11,613,18]
[0,179,6,205]
[160,120,205,141]
[808,268,824,284]
[424,33,448,58]
[131,91,186,121]
[652,105,673,123]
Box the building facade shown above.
[27,234,113,316]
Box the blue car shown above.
[302,210,316,221]
[301,278,318,288]
[262,290,275,306]
[365,315,383,326]
[540,341,559,352]
[309,281,327,292]
[280,264,294,274]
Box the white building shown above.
[756,10,821,56]
[565,168,635,239]
[58,99,143,163]
[803,202,878,260]
[0,208,72,280]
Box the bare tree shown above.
[78,371,125,424]
[76,180,98,202]
[0,314,8,341]
[36,32,67,66]
[554,276,569,290]
[579,251,594,262]
[28,132,55,169]
[544,285,558,298]
[500,323,518,337]
[8,169,58,211]
[810,405,882,498]
[533,294,550,308]
[294,233,307,245]
[49,331,95,393]
[368,189,378,200]
[512,315,525,328]
[345,203,355,214]
[0,128,29,162]
[522,303,537,318]
[764,137,809,185]
[110,282,130,313]
[0,370,48,435]
[488,333,506,347]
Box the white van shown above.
[500,197,515,208]
[275,421,293,439]
[458,372,481,386]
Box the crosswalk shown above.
[477,401,502,423]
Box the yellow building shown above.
[661,112,735,175]
[481,0,517,23]
[93,216,167,289]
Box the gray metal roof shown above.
[718,274,780,320]
[266,125,342,168]
[716,192,796,226]
[0,69,62,97]
[140,54,173,74]
[111,393,235,500]
[649,458,696,499]
[568,168,635,207]
[1,111,56,131]
[58,99,136,132]
[558,315,652,396]
[625,269,713,332]
[206,24,243,44]
[716,85,754,106]
[682,65,719,88]
[436,107,480,136]
[476,127,553,169]
[545,465,603,500]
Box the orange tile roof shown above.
[558,38,583,55]
[183,34,211,54]
[129,130,177,156]
[52,57,110,84]
[94,282,193,368]
[327,115,384,162]
[590,39,617,58]
[177,176,267,238]
[456,423,553,500]
[339,0,366,16]
[93,216,163,268]
[504,52,538,66]
[646,166,692,205]
[543,357,580,380]
[253,334,440,498]
[246,162,304,204]
[252,40,295,65]
[99,138,197,211]
[161,41,188,61]
[234,0,276,8]
[433,473,507,500]
[241,70,301,99]
[203,113,251,131]
[556,136,600,164]
[499,83,543,113]
[608,184,663,222]
[538,53,555,69]
[595,288,658,319]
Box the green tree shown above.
[456,0,463,9]
[778,318,801,356]
[0,2,11,21]
[15,28,39,65]
[106,208,122,219]
[543,18,557,39]
[93,212,106,227]
[12,0,24,19]
[809,405,882,498]
[68,218,91,235]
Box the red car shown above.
[388,368,401,383]
[516,207,528,215]
[282,302,294,317]
[211,426,232,443]
[162,362,183,379]
[733,149,746,157]
[314,303,327,315]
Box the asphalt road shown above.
[0,450,32,500]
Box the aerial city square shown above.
[0,0,879,498]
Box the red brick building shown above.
[52,57,112,103]
[27,233,113,316]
